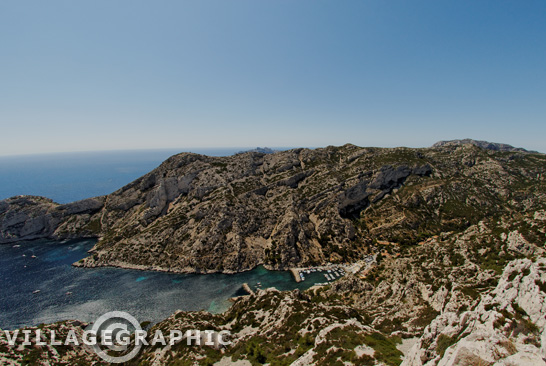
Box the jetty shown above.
[290,268,303,282]
[242,283,255,296]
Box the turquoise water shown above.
[0,239,316,330]
[0,148,315,330]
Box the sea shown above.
[0,148,248,204]
[0,148,329,330]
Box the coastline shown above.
[72,258,258,275]
[73,256,343,279]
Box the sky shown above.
[1,0,545,156]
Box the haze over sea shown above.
[0,148,254,203]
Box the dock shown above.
[290,265,348,284]
[242,283,255,296]
[290,268,303,282]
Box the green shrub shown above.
[459,286,480,300]
[412,305,440,328]
[436,334,457,357]
[535,279,546,293]
[363,332,403,366]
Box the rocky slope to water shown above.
[1,142,545,275]
[0,195,104,243]
[3,211,546,365]
[1,138,546,364]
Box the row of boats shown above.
[323,268,346,281]
[299,267,346,282]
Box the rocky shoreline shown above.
[72,256,252,274]
[1,144,436,273]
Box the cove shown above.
[0,239,322,330]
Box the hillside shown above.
[2,141,546,365]
[3,209,546,365]
[1,142,545,275]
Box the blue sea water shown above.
[0,239,325,330]
[0,148,252,203]
[0,148,323,330]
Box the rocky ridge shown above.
[1,142,545,275]
[431,139,536,153]
[402,257,546,366]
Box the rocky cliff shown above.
[0,195,104,243]
[1,142,545,275]
[402,257,546,366]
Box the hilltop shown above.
[432,138,537,153]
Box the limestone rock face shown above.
[0,196,104,243]
[1,143,545,275]
[402,258,546,366]
[505,230,538,256]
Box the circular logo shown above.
[88,311,143,363]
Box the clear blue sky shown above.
[1,0,545,155]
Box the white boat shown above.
[32,290,40,294]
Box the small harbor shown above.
[290,264,348,286]
[0,239,320,330]
[289,256,376,286]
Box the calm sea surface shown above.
[0,148,249,203]
[0,238,326,330]
[0,148,323,330]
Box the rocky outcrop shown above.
[0,195,104,243]
[505,230,539,256]
[1,143,545,276]
[402,258,546,366]
[432,139,536,153]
